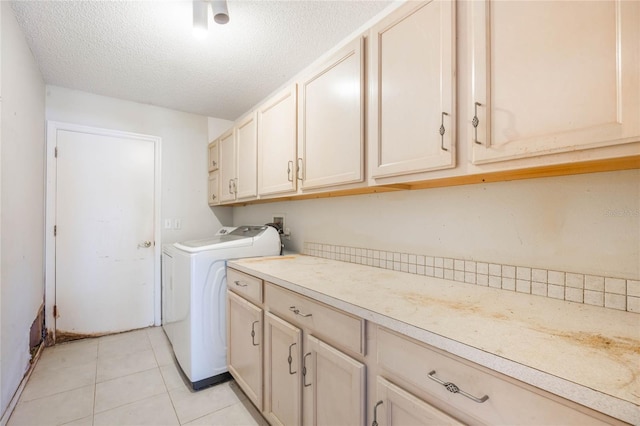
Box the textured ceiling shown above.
[11,0,392,120]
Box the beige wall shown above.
[1,2,46,417]
[45,86,233,244]
[233,169,640,280]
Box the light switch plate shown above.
[174,219,182,230]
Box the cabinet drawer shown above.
[227,268,262,304]
[376,327,621,425]
[265,282,365,356]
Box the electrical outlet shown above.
[164,219,172,229]
[272,214,285,232]
[283,227,291,240]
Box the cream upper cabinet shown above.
[303,335,366,426]
[207,172,219,206]
[264,311,302,426]
[368,0,456,180]
[236,112,258,200]
[258,86,298,196]
[207,139,219,172]
[218,129,237,203]
[227,290,263,411]
[374,377,463,426]
[218,113,258,204]
[298,37,364,190]
[470,0,640,164]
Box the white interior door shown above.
[55,129,156,335]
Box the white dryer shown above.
[161,225,281,389]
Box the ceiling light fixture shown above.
[192,0,209,39]
[192,0,229,39]
[211,0,230,25]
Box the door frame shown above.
[45,121,162,342]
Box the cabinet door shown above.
[369,0,456,179]
[207,172,219,206]
[258,86,298,196]
[303,335,365,426]
[298,37,364,190]
[264,312,302,426]
[375,377,463,426]
[219,129,237,203]
[227,291,263,410]
[236,112,258,200]
[470,0,640,164]
[208,140,219,172]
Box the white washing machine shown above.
[161,225,281,389]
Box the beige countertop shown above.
[228,254,640,424]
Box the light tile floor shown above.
[8,327,267,426]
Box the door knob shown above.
[138,241,152,248]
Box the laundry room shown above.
[1,0,639,425]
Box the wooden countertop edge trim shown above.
[222,155,640,207]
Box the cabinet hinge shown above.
[55,147,58,158]
[54,225,57,236]
[53,305,58,317]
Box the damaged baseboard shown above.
[0,342,45,426]
[0,303,47,426]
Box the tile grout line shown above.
[147,328,182,425]
[93,339,99,426]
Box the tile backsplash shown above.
[303,242,639,314]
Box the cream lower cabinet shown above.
[303,335,366,426]
[227,268,624,426]
[261,279,367,426]
[264,312,302,426]
[227,290,263,411]
[470,0,640,164]
[375,326,622,426]
[374,377,463,426]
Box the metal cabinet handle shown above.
[427,370,489,403]
[211,194,216,200]
[233,178,238,194]
[472,102,482,145]
[250,321,259,346]
[372,400,383,426]
[289,306,312,317]
[303,352,312,387]
[287,161,294,182]
[440,111,449,151]
[234,280,247,287]
[212,160,217,167]
[288,343,297,374]
[296,158,303,181]
[138,241,152,248]
[228,179,233,193]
